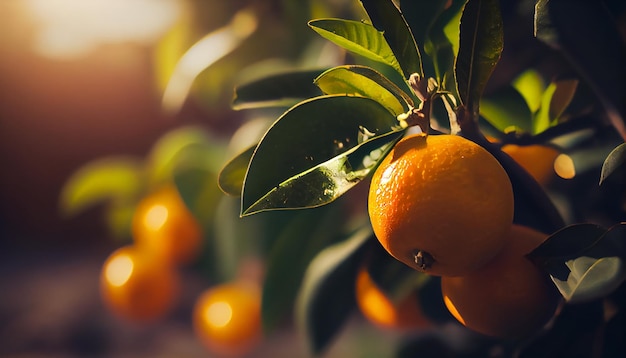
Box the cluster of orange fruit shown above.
[98,184,261,356]
[366,133,562,339]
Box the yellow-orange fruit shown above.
[132,184,202,266]
[355,266,430,330]
[100,245,179,322]
[193,281,262,357]
[441,225,561,339]
[502,144,560,185]
[368,134,514,276]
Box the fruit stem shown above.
[413,250,435,271]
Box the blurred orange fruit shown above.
[502,144,560,185]
[355,266,430,330]
[193,281,262,356]
[441,224,561,339]
[100,245,179,322]
[368,134,514,276]
[132,184,202,266]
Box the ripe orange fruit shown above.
[132,184,202,266]
[193,281,262,356]
[368,134,514,276]
[502,144,560,185]
[355,266,430,330]
[100,245,179,322]
[441,224,561,339]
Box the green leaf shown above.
[232,69,326,110]
[145,126,223,188]
[241,95,401,216]
[553,255,626,303]
[534,79,579,134]
[315,65,411,114]
[359,0,423,78]
[295,225,374,355]
[217,146,255,196]
[308,19,403,76]
[512,69,546,113]
[261,203,344,333]
[529,223,626,303]
[600,143,626,185]
[534,0,626,140]
[173,167,222,231]
[424,0,467,90]
[455,0,503,119]
[59,156,143,217]
[480,86,533,133]
[401,0,452,54]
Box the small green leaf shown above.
[261,203,344,333]
[59,156,143,217]
[241,95,400,216]
[232,69,326,110]
[308,19,403,76]
[529,223,626,303]
[315,65,411,114]
[480,86,533,133]
[600,143,626,185]
[553,256,625,303]
[512,69,546,113]
[217,146,255,196]
[534,79,578,134]
[295,226,374,355]
[359,0,423,78]
[455,0,503,119]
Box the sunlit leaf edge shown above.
[599,143,626,185]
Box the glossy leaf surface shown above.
[360,0,423,78]
[242,95,402,216]
[315,65,410,114]
[308,19,402,75]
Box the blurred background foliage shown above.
[0,0,625,357]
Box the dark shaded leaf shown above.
[315,65,413,114]
[173,166,222,230]
[295,225,374,355]
[242,95,401,216]
[261,203,344,333]
[600,143,626,185]
[455,0,503,119]
[360,0,423,78]
[308,19,402,75]
[534,0,626,140]
[232,69,326,110]
[480,86,533,133]
[401,0,451,55]
[217,145,255,196]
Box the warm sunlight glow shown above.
[205,301,233,328]
[554,153,576,179]
[105,254,134,287]
[144,204,169,231]
[24,0,182,59]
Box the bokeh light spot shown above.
[205,301,233,328]
[105,254,134,287]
